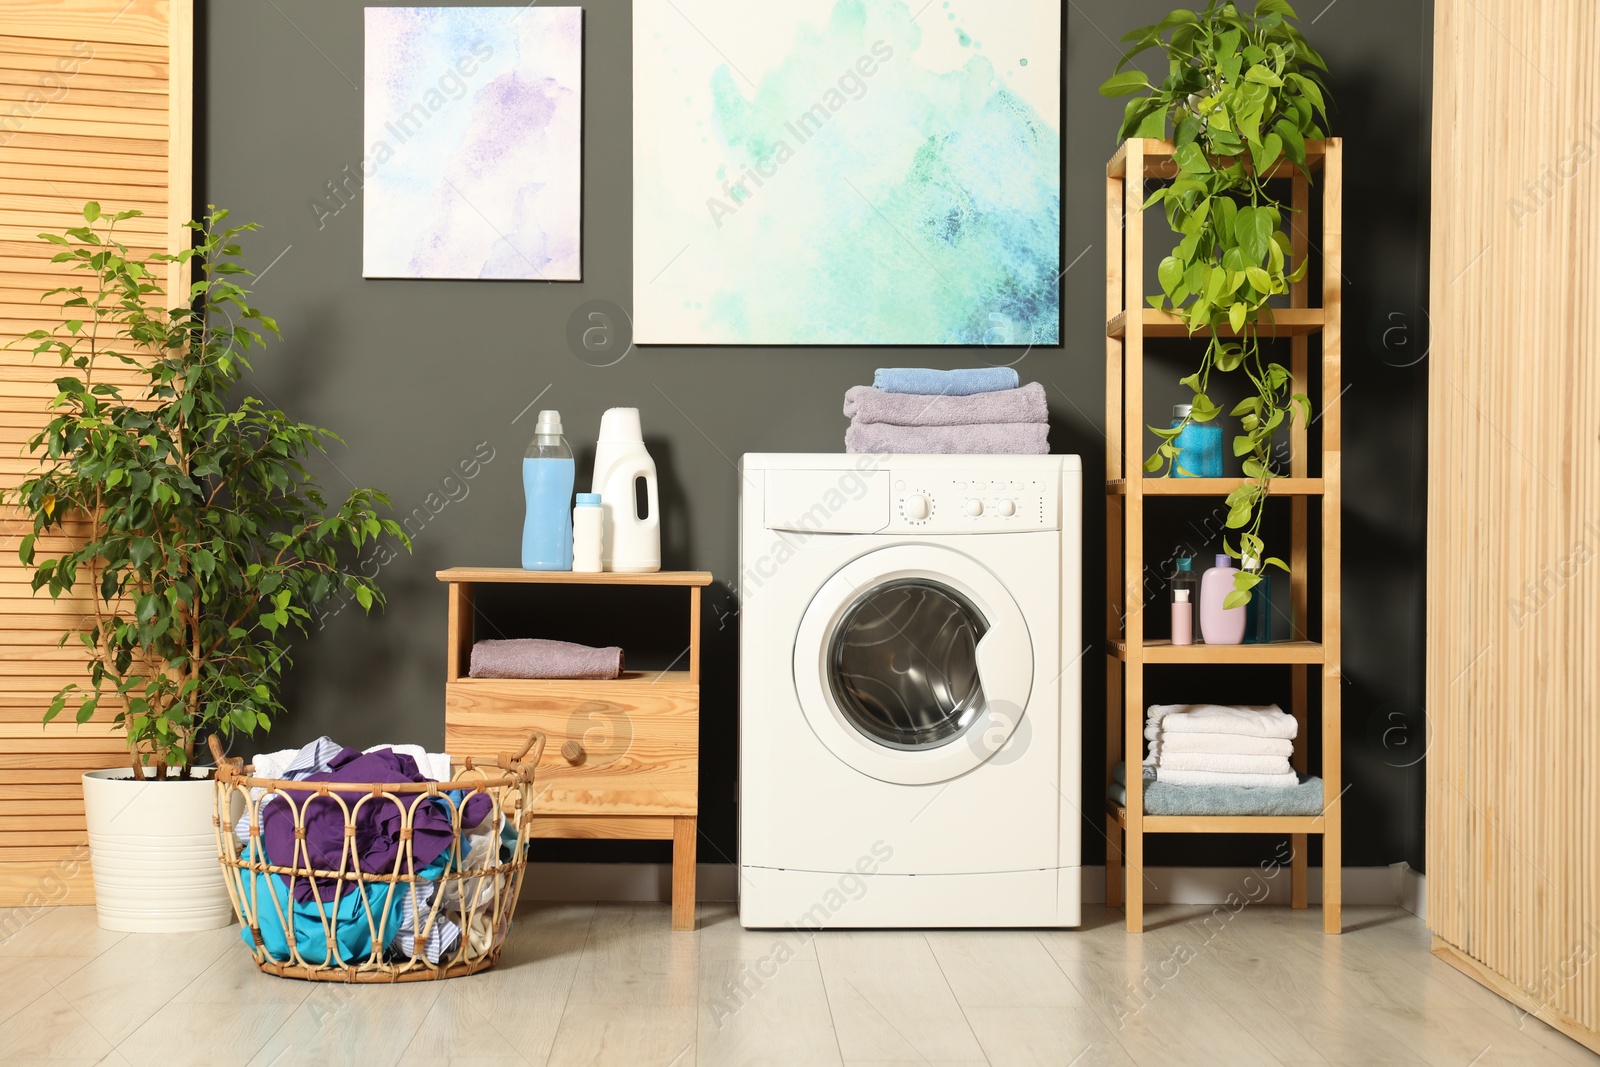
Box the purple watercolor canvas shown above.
[363,7,582,280]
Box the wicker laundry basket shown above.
[210,732,545,982]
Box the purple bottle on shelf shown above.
[1199,554,1246,645]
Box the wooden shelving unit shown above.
[1103,138,1343,934]
[437,567,712,930]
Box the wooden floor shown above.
[0,902,1591,1066]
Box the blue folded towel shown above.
[874,367,1020,396]
[1109,763,1326,816]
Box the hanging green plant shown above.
[1100,0,1331,608]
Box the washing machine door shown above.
[792,544,1034,785]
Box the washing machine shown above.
[738,453,1082,928]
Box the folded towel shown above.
[469,638,624,680]
[845,421,1049,456]
[874,367,1020,396]
[1149,751,1294,776]
[843,383,1048,427]
[1155,767,1301,789]
[1145,703,1298,739]
[1109,764,1326,816]
[1143,728,1294,757]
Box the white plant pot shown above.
[82,768,233,932]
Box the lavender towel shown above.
[843,383,1048,427]
[469,638,624,680]
[845,421,1049,456]
[873,367,1020,396]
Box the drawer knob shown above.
[561,740,585,765]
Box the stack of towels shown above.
[1143,703,1299,788]
[844,367,1050,455]
[469,638,624,680]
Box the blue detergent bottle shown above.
[522,410,575,570]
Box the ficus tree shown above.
[8,204,408,779]
[1100,0,1331,607]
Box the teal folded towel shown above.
[1109,762,1326,816]
[874,367,1020,396]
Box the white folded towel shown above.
[1152,751,1293,775]
[1144,728,1295,757]
[1155,767,1301,789]
[1146,703,1298,739]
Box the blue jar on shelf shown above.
[1171,402,1224,478]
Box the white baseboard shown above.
[1395,862,1426,919]
[523,862,1425,910]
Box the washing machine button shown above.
[964,498,985,517]
[995,498,1017,517]
[904,494,932,521]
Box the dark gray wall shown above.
[200,0,1431,872]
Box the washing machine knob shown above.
[995,498,1017,517]
[964,498,985,517]
[903,493,932,521]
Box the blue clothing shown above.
[873,367,1020,396]
[235,846,449,965]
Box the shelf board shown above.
[1107,308,1325,339]
[1107,137,1330,179]
[437,567,712,587]
[1107,477,1325,497]
[1108,639,1325,665]
[449,670,694,688]
[1106,801,1326,834]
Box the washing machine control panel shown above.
[890,472,1059,532]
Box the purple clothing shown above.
[261,746,492,903]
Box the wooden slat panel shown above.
[0,156,168,182]
[0,86,167,114]
[1428,0,1600,1054]
[0,175,170,200]
[0,49,168,81]
[0,0,170,50]
[0,33,167,63]
[0,129,167,156]
[0,814,86,830]
[0,68,170,94]
[0,1,189,909]
[0,114,169,141]
[0,94,169,124]
[0,748,124,764]
[0,833,91,851]
[0,770,90,784]
[0,799,87,815]
[0,844,88,861]
[0,209,169,236]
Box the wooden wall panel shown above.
[0,0,190,907]
[1428,0,1600,1054]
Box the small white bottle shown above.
[572,493,603,573]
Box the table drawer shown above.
[445,674,697,816]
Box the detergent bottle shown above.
[590,408,660,573]
[521,410,574,570]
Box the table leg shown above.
[672,815,697,931]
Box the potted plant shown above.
[1100,0,1331,606]
[8,204,407,931]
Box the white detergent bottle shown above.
[590,407,661,572]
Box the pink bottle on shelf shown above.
[1199,554,1246,645]
[1171,588,1194,645]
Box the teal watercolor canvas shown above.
[633,0,1061,346]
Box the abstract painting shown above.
[363,7,582,280]
[633,0,1060,345]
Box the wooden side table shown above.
[437,567,712,930]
